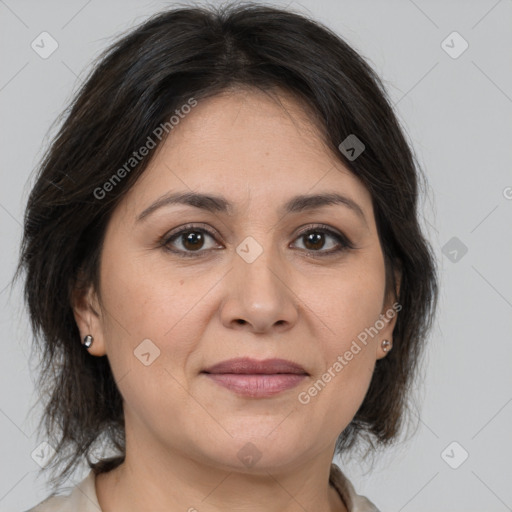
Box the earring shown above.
[82,335,94,349]
[381,339,392,352]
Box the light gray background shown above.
[1,0,511,510]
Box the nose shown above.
[219,242,299,335]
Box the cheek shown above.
[314,265,386,348]
[97,252,196,424]
[304,261,384,411]
[99,242,194,337]
[98,242,219,388]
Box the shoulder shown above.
[24,470,100,512]
[26,464,376,512]
[24,494,68,512]
[329,463,381,512]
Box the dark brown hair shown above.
[15,1,438,489]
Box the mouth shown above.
[201,358,308,398]
[203,357,308,375]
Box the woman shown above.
[18,3,438,511]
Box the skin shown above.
[73,87,400,512]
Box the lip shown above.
[202,357,308,375]
[204,374,307,398]
[201,358,308,398]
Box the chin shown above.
[209,431,305,472]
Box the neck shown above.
[95,445,347,512]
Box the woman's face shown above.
[75,88,399,473]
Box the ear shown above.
[71,274,107,357]
[376,266,402,360]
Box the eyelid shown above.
[162,222,222,241]
[293,223,355,248]
[159,222,355,257]
[158,223,223,253]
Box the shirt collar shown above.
[329,463,381,512]
[56,463,380,512]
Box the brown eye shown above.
[161,225,220,257]
[292,225,354,256]
[302,232,326,251]
[161,223,354,258]
[180,231,206,251]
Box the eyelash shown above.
[159,223,355,259]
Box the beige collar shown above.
[31,463,380,512]
[329,463,381,512]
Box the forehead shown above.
[117,88,374,221]
[165,87,332,163]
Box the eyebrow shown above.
[136,191,367,226]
